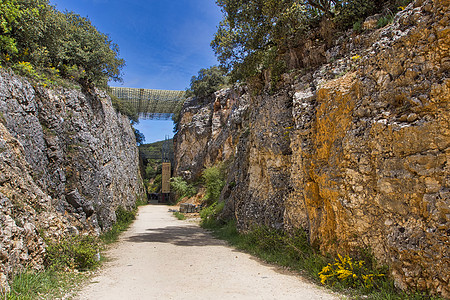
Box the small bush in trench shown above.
[318,254,385,290]
[45,206,138,271]
[45,235,101,271]
[173,211,186,220]
[101,206,137,244]
[202,164,225,205]
[199,201,225,228]
[170,176,197,203]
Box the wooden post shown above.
[161,162,171,194]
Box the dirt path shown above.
[75,205,342,300]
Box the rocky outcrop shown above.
[0,70,145,293]
[174,0,449,296]
[174,89,250,180]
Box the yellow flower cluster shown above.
[17,61,34,73]
[318,254,384,289]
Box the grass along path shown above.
[74,204,341,300]
[3,204,141,300]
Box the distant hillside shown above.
[139,139,174,163]
[139,139,174,193]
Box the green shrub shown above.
[185,66,229,99]
[319,254,385,290]
[235,225,326,272]
[45,235,100,271]
[100,206,137,244]
[5,269,85,300]
[252,226,312,258]
[199,201,225,228]
[353,20,363,32]
[202,165,225,205]
[115,206,135,225]
[377,14,394,28]
[135,195,148,207]
[12,61,37,78]
[335,0,376,29]
[173,211,186,220]
[170,176,197,202]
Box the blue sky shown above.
[50,0,222,143]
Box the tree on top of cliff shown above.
[57,11,124,87]
[185,66,229,99]
[212,0,310,81]
[211,0,403,82]
[0,0,124,88]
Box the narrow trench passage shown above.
[75,205,340,300]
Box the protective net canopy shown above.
[109,87,185,120]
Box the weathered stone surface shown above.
[174,0,449,297]
[0,70,145,292]
[179,203,197,213]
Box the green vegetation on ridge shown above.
[211,0,412,82]
[185,0,411,99]
[0,0,124,88]
[185,66,229,99]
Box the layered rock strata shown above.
[0,71,145,292]
[174,0,449,296]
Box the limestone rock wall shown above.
[174,88,249,180]
[174,0,449,296]
[0,70,145,292]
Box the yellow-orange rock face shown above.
[175,0,449,296]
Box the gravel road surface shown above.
[75,205,341,300]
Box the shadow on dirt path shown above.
[126,225,226,246]
[75,205,342,300]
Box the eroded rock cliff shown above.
[174,0,449,296]
[0,70,145,292]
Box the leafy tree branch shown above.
[0,0,124,88]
